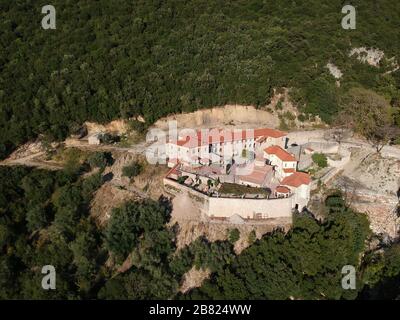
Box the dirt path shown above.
[64,138,151,155]
[0,152,64,171]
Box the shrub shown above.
[228,229,240,244]
[312,153,328,168]
[87,152,113,169]
[122,161,143,178]
[248,230,257,245]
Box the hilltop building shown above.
[166,128,287,168]
[164,127,311,220]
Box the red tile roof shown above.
[264,146,296,162]
[281,172,311,187]
[283,168,296,173]
[166,163,180,178]
[238,165,273,186]
[276,186,291,193]
[254,128,287,139]
[169,128,287,147]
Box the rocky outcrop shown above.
[331,150,400,239]
[349,47,385,67]
[347,189,399,238]
[153,89,322,131]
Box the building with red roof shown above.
[263,145,297,178]
[281,172,312,210]
[164,125,311,212]
[166,127,287,167]
[281,172,311,188]
[275,185,291,198]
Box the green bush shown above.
[87,152,113,169]
[312,153,328,168]
[228,228,240,244]
[122,161,143,179]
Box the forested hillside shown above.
[1,165,399,299]
[1,0,400,157]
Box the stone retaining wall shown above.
[164,178,293,219]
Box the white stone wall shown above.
[88,135,101,145]
[287,130,326,145]
[259,136,285,150]
[164,178,295,219]
[264,153,296,178]
[305,141,339,154]
[327,149,351,168]
[164,178,293,219]
[167,134,287,166]
[208,196,293,219]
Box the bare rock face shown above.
[85,120,128,136]
[349,47,385,67]
[154,104,280,130]
[332,150,400,238]
[180,267,211,294]
[153,88,322,131]
[348,190,399,238]
[6,141,45,160]
[90,183,140,226]
[326,63,343,79]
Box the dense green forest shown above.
[1,1,400,300]
[1,0,400,158]
[1,166,399,299]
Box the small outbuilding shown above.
[88,132,103,145]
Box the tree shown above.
[26,206,48,232]
[0,256,17,299]
[312,153,328,168]
[105,199,170,258]
[105,203,140,258]
[98,277,127,300]
[122,161,143,179]
[189,195,371,300]
[228,228,240,244]
[70,228,100,295]
[132,229,175,270]
[248,230,257,245]
[81,172,104,200]
[339,88,396,153]
[360,243,400,299]
[87,152,113,169]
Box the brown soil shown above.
[90,182,141,226]
[153,88,322,132]
[180,267,211,294]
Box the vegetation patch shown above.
[312,153,328,168]
[219,183,270,197]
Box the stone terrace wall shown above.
[327,149,351,168]
[164,178,293,219]
[287,130,326,145]
[305,141,339,154]
[208,196,292,219]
